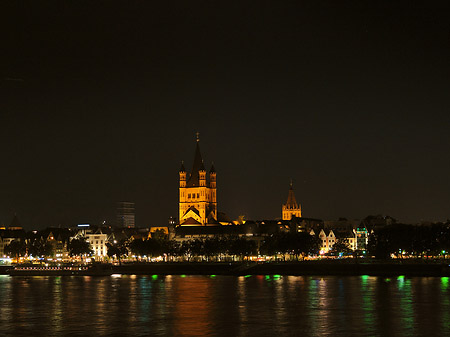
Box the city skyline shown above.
[1,2,450,228]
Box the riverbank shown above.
[111,260,450,277]
[3,260,450,277]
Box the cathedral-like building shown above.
[282,181,302,220]
[179,137,217,226]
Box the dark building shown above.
[117,202,135,228]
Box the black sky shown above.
[1,1,450,229]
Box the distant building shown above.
[43,228,71,259]
[324,218,360,232]
[10,214,21,228]
[282,181,302,220]
[354,227,368,251]
[175,219,292,241]
[315,229,336,254]
[168,216,177,227]
[0,228,25,257]
[179,135,217,225]
[117,202,135,228]
[86,229,108,259]
[148,226,170,239]
[310,226,368,254]
[362,214,397,231]
[290,216,323,233]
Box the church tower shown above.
[282,181,302,220]
[179,135,217,225]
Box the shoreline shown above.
[111,261,450,277]
[2,261,450,277]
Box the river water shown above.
[0,274,448,336]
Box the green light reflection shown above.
[400,279,413,328]
[360,275,374,329]
[441,277,450,333]
[361,275,369,286]
[397,275,405,289]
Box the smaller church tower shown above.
[199,161,206,187]
[210,163,216,188]
[179,161,186,188]
[282,181,302,220]
[209,163,217,217]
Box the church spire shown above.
[179,160,186,173]
[286,180,298,208]
[282,180,302,220]
[187,135,204,187]
[210,162,216,173]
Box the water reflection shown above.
[0,275,450,336]
[172,276,213,336]
[237,275,247,334]
[441,277,450,334]
[360,275,376,333]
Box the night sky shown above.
[1,1,450,229]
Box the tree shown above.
[28,239,54,258]
[291,232,320,260]
[260,233,320,260]
[5,240,27,259]
[106,239,129,264]
[68,238,93,258]
[260,235,279,258]
[228,237,256,261]
[128,239,146,259]
[166,240,181,261]
[151,229,168,241]
[330,238,353,256]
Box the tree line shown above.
[6,223,450,261]
[368,223,450,259]
[109,232,321,262]
[4,238,92,259]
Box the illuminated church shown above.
[282,181,302,220]
[179,136,217,226]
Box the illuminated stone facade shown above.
[86,231,107,258]
[179,138,217,226]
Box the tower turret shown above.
[209,163,216,188]
[199,160,206,187]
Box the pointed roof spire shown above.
[179,160,186,173]
[187,135,204,187]
[10,213,21,227]
[200,159,205,171]
[210,162,216,173]
[285,181,298,208]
